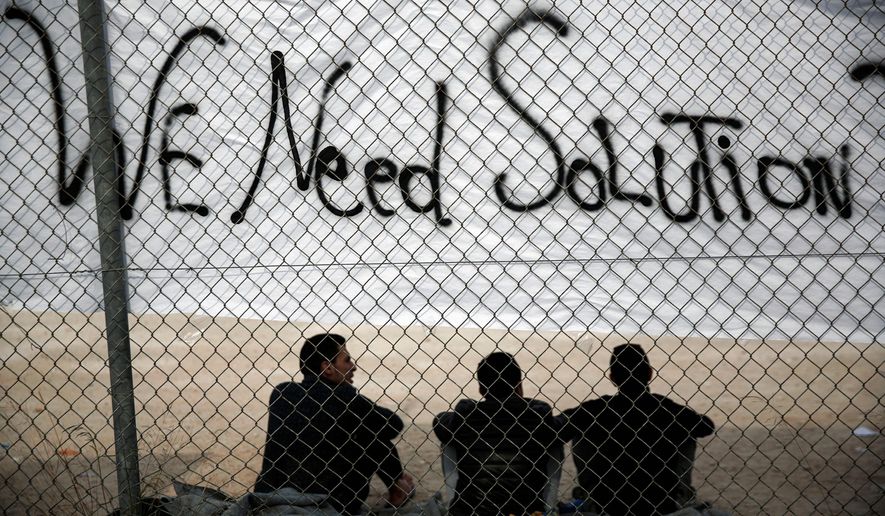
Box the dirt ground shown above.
[0,309,882,514]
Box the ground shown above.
[0,309,882,514]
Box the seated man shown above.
[255,333,414,515]
[560,344,716,516]
[433,352,563,516]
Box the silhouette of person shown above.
[255,333,414,514]
[433,352,563,515]
[560,344,715,515]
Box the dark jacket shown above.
[254,377,405,515]
[433,397,563,516]
[560,391,715,516]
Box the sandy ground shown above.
[0,308,882,514]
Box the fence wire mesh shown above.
[1,0,883,514]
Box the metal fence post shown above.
[76,0,141,514]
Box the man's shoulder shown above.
[472,397,552,414]
[272,380,301,392]
[652,393,680,403]
[571,395,612,414]
[270,381,304,400]
[496,397,555,422]
[447,397,553,419]
[270,379,343,404]
[559,396,614,443]
[439,398,489,424]
[433,399,474,432]
[653,393,698,414]
[523,397,555,416]
[452,398,480,413]
[650,394,715,433]
[524,397,551,408]
[265,382,311,421]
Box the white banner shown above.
[1,0,883,342]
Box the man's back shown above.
[255,377,403,514]
[563,392,715,516]
[434,397,561,516]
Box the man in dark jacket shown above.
[433,352,563,516]
[560,344,716,516]
[255,333,414,515]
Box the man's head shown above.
[477,352,523,400]
[299,333,356,385]
[610,343,652,393]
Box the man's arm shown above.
[527,399,566,446]
[667,398,716,438]
[343,387,404,441]
[554,405,582,443]
[255,384,299,492]
[690,413,716,438]
[347,389,413,504]
[433,399,473,444]
[432,411,458,444]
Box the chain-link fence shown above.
[1,0,883,514]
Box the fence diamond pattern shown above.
[1,0,882,514]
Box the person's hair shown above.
[610,344,652,392]
[299,333,346,376]
[477,352,522,399]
